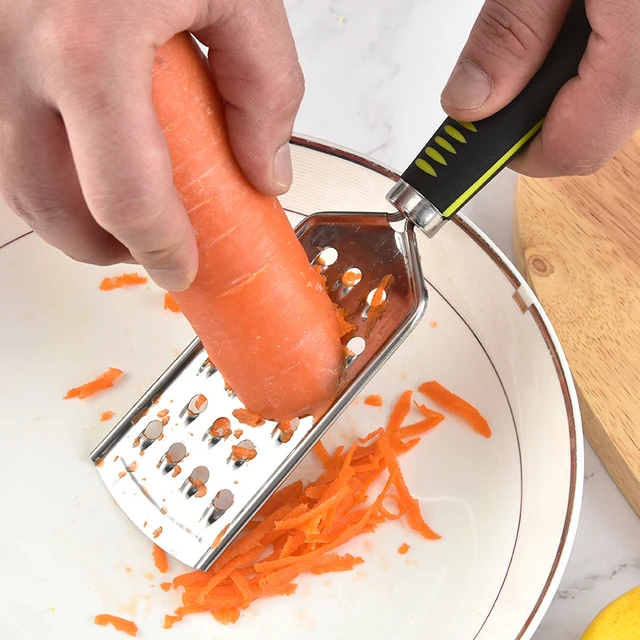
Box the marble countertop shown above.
[286,0,640,637]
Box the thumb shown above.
[441,0,574,119]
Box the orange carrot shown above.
[99,273,147,291]
[364,394,383,407]
[398,543,410,555]
[64,368,123,400]
[94,614,138,636]
[153,544,169,574]
[161,386,475,626]
[419,381,492,438]
[160,582,172,592]
[163,293,180,312]
[152,33,343,422]
[231,445,257,462]
[100,410,115,421]
[232,409,265,427]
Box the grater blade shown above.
[91,211,427,570]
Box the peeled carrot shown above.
[94,614,138,636]
[64,368,123,400]
[419,381,492,438]
[99,273,147,290]
[163,293,180,313]
[152,33,343,422]
[364,394,383,407]
[153,544,170,574]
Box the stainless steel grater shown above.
[91,212,426,570]
[91,1,590,570]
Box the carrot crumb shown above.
[160,582,172,592]
[100,410,115,422]
[364,395,383,407]
[231,445,257,462]
[64,368,123,400]
[99,272,147,291]
[398,543,410,555]
[430,320,438,328]
[164,615,182,629]
[232,408,265,427]
[210,417,233,439]
[163,293,180,312]
[157,409,169,418]
[94,614,138,636]
[233,428,243,439]
[153,527,163,539]
[153,545,169,573]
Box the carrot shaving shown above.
[364,394,383,407]
[398,543,410,555]
[160,582,172,592]
[100,410,115,422]
[152,544,169,573]
[419,381,492,438]
[157,384,489,626]
[64,368,123,400]
[94,614,138,636]
[99,272,147,290]
[232,408,265,427]
[334,305,357,338]
[164,293,181,312]
[370,274,392,307]
[157,408,169,418]
[233,428,243,439]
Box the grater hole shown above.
[341,267,362,287]
[209,417,232,440]
[189,466,210,486]
[166,442,187,464]
[346,336,366,357]
[206,489,235,525]
[187,394,208,417]
[144,420,163,441]
[275,418,299,444]
[230,439,256,465]
[366,289,387,305]
[315,247,338,267]
[213,489,234,511]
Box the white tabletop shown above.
[285,0,640,637]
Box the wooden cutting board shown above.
[514,132,640,518]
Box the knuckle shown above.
[475,0,545,63]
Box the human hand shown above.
[0,0,304,290]
[440,0,640,177]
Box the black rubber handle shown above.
[400,0,591,219]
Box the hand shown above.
[440,0,640,177]
[0,0,303,290]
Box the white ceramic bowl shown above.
[0,137,582,639]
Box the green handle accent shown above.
[401,0,590,219]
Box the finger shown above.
[0,102,130,266]
[441,0,573,119]
[55,47,199,292]
[193,0,304,195]
[511,0,640,176]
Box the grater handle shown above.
[387,0,590,236]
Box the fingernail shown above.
[274,143,293,189]
[147,268,193,293]
[441,60,493,110]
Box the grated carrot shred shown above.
[153,544,169,573]
[152,382,490,626]
[419,381,492,438]
[94,614,138,636]
[99,272,147,290]
[232,408,265,427]
[64,368,123,400]
[100,410,115,421]
[164,293,181,312]
[398,543,410,555]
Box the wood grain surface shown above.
[514,132,640,518]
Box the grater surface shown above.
[91,211,427,570]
